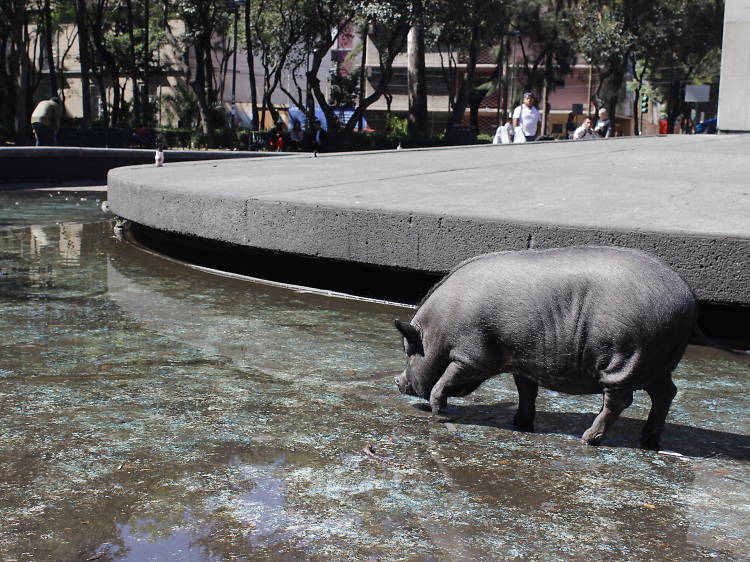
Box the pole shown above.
[306,50,311,127]
[541,77,548,136]
[143,0,150,124]
[509,41,516,113]
[358,23,368,131]
[639,91,644,135]
[586,63,592,116]
[231,2,239,130]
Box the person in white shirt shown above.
[492,119,515,144]
[512,92,541,142]
[573,116,597,140]
[594,107,613,137]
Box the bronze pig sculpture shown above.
[395,246,697,450]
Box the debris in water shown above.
[363,444,407,469]
[658,450,684,458]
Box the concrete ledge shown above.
[108,135,750,306]
[0,146,286,185]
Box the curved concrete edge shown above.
[0,146,287,185]
[108,167,750,306]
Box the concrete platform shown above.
[108,134,750,306]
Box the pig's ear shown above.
[395,319,424,356]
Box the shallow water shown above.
[1,191,749,561]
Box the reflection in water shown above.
[59,222,83,264]
[29,225,49,255]
[0,191,749,561]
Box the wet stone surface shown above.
[0,191,749,561]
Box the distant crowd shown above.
[26,93,650,151]
[266,118,327,154]
[492,91,612,145]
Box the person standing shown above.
[268,119,286,151]
[594,107,613,138]
[512,92,541,142]
[565,111,578,139]
[288,120,304,151]
[30,96,62,146]
[308,119,326,154]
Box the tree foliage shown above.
[0,0,726,145]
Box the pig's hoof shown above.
[430,398,448,415]
[512,414,534,433]
[640,435,661,451]
[581,428,603,445]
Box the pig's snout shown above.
[395,372,413,395]
[394,373,405,393]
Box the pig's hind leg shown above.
[581,388,634,445]
[640,375,677,450]
[512,374,539,432]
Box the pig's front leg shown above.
[429,361,476,414]
[512,374,539,432]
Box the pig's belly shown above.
[515,367,604,395]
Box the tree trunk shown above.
[43,0,57,96]
[666,79,683,134]
[244,3,259,130]
[125,0,141,122]
[191,38,215,147]
[541,78,548,136]
[358,23,368,131]
[594,71,620,127]
[75,0,91,125]
[446,18,479,134]
[540,51,552,136]
[406,1,427,137]
[90,5,121,126]
[142,0,150,124]
[501,38,510,120]
[15,9,31,144]
[0,35,14,138]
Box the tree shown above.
[407,0,427,136]
[571,1,632,117]
[42,0,59,96]
[243,1,260,129]
[572,0,724,133]
[297,0,410,145]
[641,0,724,131]
[178,0,232,146]
[88,0,125,126]
[512,1,575,135]
[75,0,93,125]
[250,0,305,127]
[0,0,31,142]
[433,0,508,134]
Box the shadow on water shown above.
[128,222,750,348]
[426,402,750,462]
